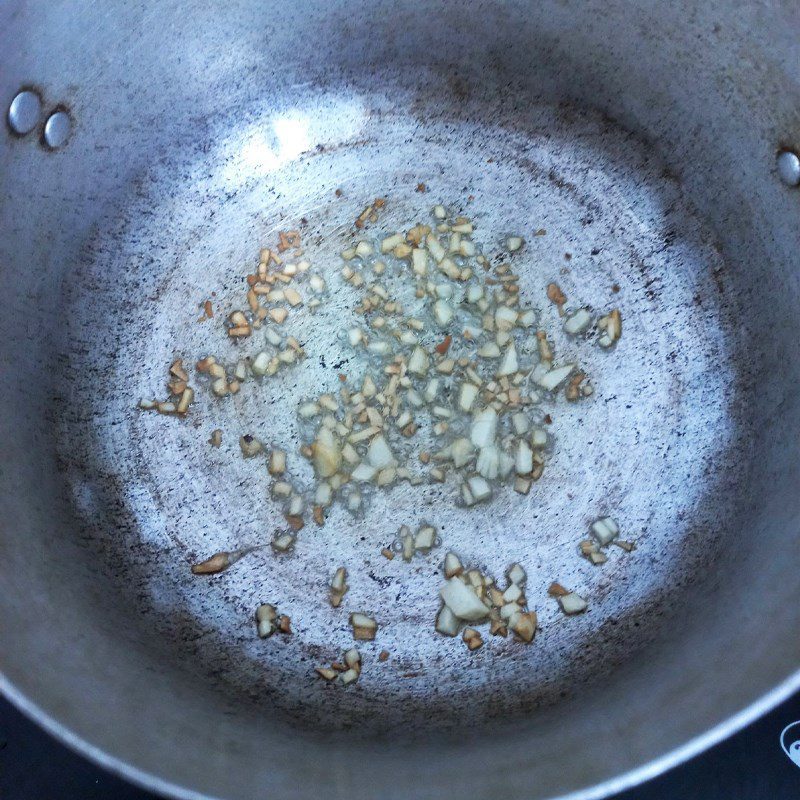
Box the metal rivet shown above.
[7,90,42,135]
[43,110,71,149]
[777,150,800,187]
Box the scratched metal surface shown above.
[56,86,740,730]
[2,2,800,800]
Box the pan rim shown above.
[3,667,800,800]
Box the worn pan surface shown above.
[1,1,800,799]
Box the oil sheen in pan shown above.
[57,85,742,734]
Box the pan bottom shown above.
[57,83,746,734]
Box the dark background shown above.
[2,691,800,798]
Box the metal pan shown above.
[1,1,799,798]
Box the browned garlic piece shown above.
[350,612,378,641]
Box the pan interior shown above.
[57,81,744,733]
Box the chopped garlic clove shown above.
[535,363,576,391]
[314,482,333,506]
[251,351,271,376]
[559,592,588,615]
[433,299,454,327]
[458,383,479,413]
[350,612,378,640]
[478,342,501,358]
[435,604,460,636]
[268,449,286,475]
[351,462,377,482]
[381,233,404,253]
[344,648,361,670]
[598,309,622,347]
[395,411,412,430]
[411,248,428,277]
[340,668,360,685]
[470,407,498,448]
[319,394,338,411]
[376,467,397,486]
[462,627,483,650]
[316,667,337,681]
[450,437,475,468]
[347,327,364,347]
[466,284,483,303]
[502,583,523,603]
[284,287,302,307]
[176,387,194,414]
[271,533,295,552]
[530,427,548,448]
[496,340,518,377]
[512,412,530,435]
[510,610,537,643]
[427,234,446,263]
[500,601,520,621]
[398,526,415,561]
[330,567,349,606]
[309,274,327,293]
[476,445,501,479]
[191,551,235,575]
[507,563,526,586]
[438,257,460,279]
[459,239,476,258]
[355,241,373,259]
[414,524,436,552]
[466,475,492,503]
[444,552,463,579]
[498,450,515,478]
[256,603,277,638]
[515,440,533,475]
[239,435,263,457]
[591,516,620,546]
[361,374,376,397]
[564,308,592,335]
[436,358,455,375]
[495,306,518,331]
[312,427,342,478]
[271,481,292,498]
[367,434,396,469]
[440,577,490,621]
[331,566,348,594]
[341,442,360,465]
[269,308,288,324]
[298,402,320,419]
[407,346,430,376]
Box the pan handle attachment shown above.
[777,148,800,187]
[6,85,72,149]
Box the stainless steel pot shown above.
[2,1,800,798]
